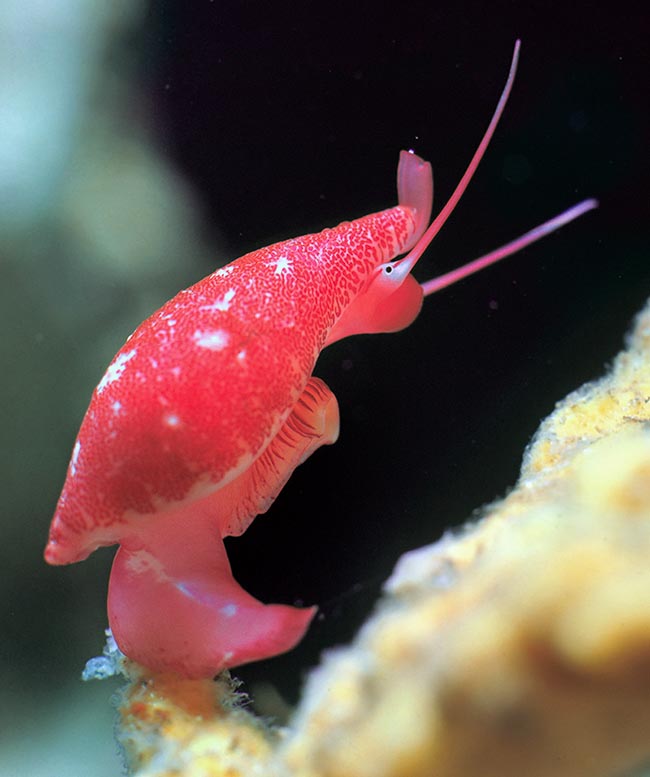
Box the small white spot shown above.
[222,651,235,663]
[200,287,236,313]
[269,255,292,275]
[236,349,246,362]
[212,265,235,278]
[126,551,167,581]
[97,349,136,394]
[70,441,81,476]
[154,328,171,347]
[112,400,123,416]
[220,603,238,618]
[164,413,181,428]
[171,366,182,378]
[194,328,230,351]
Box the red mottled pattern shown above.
[46,204,417,563]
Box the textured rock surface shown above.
[115,672,274,777]
[118,299,650,777]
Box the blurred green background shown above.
[1,1,647,774]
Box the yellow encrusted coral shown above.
[115,669,275,776]
[114,299,650,777]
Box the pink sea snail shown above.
[44,41,596,678]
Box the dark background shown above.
[2,0,647,755]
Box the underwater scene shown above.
[1,1,648,775]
